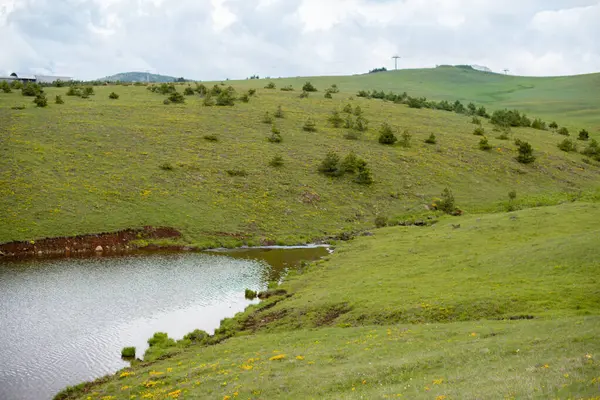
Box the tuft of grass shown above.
[120,347,136,358]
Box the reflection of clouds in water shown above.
[0,253,264,400]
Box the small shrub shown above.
[479,137,492,150]
[473,127,485,136]
[226,169,248,177]
[549,121,558,130]
[329,84,339,93]
[203,94,215,106]
[248,88,257,96]
[239,93,250,103]
[55,95,64,104]
[557,138,577,152]
[244,289,257,299]
[497,132,510,140]
[268,131,283,143]
[328,110,344,128]
[274,105,284,118]
[516,141,535,164]
[280,85,294,91]
[303,118,317,132]
[342,104,353,114]
[121,347,136,358]
[269,155,284,167]
[163,99,171,105]
[299,91,309,98]
[265,82,276,89]
[22,83,43,96]
[558,127,569,136]
[425,133,437,144]
[471,116,481,125]
[353,105,362,116]
[10,80,23,90]
[203,134,218,142]
[531,118,546,130]
[436,188,456,214]
[195,83,208,95]
[108,92,119,99]
[168,91,185,104]
[183,329,209,343]
[302,81,317,92]
[324,91,332,99]
[343,115,353,129]
[340,152,363,173]
[262,112,273,124]
[216,89,236,106]
[399,129,412,147]
[353,116,368,132]
[83,86,95,96]
[581,139,600,158]
[354,166,374,185]
[66,86,81,96]
[0,81,11,93]
[578,129,589,141]
[33,94,48,107]
[378,123,397,145]
[159,162,174,170]
[508,190,517,201]
[318,151,342,176]
[11,105,26,110]
[183,87,194,95]
[374,216,388,228]
[148,332,175,348]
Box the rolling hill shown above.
[100,71,183,83]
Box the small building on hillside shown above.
[6,72,73,84]
[10,72,37,83]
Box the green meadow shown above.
[1,67,599,246]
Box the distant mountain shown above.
[100,72,185,83]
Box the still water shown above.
[0,247,327,400]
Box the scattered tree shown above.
[303,118,317,132]
[557,138,577,152]
[55,95,64,104]
[183,87,195,95]
[328,110,344,128]
[108,92,119,99]
[378,123,397,145]
[479,137,492,150]
[274,105,284,118]
[425,133,437,144]
[558,127,570,136]
[516,141,535,164]
[269,155,284,167]
[264,82,276,89]
[399,129,412,147]
[33,94,48,107]
[302,81,317,92]
[578,129,589,141]
[318,151,342,176]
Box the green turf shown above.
[57,202,600,399]
[1,67,599,245]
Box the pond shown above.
[0,246,328,400]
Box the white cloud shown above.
[0,0,598,79]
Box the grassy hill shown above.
[56,202,600,399]
[1,67,599,246]
[101,72,182,83]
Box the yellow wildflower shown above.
[295,355,305,360]
[362,380,367,385]
[436,396,447,400]
[585,354,593,359]
[166,368,173,373]
[121,385,131,390]
[167,389,181,398]
[149,370,164,376]
[233,392,239,397]
[120,371,135,378]
[269,354,286,361]
[241,364,253,370]
[470,332,477,337]
[224,396,231,400]
[433,378,444,385]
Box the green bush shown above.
[248,88,257,96]
[11,105,26,110]
[473,127,485,136]
[262,112,274,124]
[508,190,517,201]
[108,92,119,99]
[342,104,353,114]
[33,94,48,107]
[239,93,250,103]
[549,121,558,130]
[344,131,360,140]
[354,116,368,132]
[531,118,547,130]
[479,137,492,150]
[558,127,569,136]
[66,86,81,96]
[353,105,362,116]
[378,123,397,145]
[299,91,309,98]
[11,80,23,89]
[268,131,283,143]
[163,99,171,105]
[343,115,353,129]
[374,216,388,228]
[195,83,208,95]
[399,129,412,147]
[264,82,276,89]
[516,141,535,164]
[303,118,317,132]
[436,188,456,214]
[203,134,218,142]
[203,94,215,106]
[55,95,64,104]
[216,89,236,106]
[557,138,577,152]
[269,155,284,168]
[471,116,481,125]
[0,81,11,93]
[245,289,257,299]
[340,152,362,173]
[354,166,374,185]
[183,87,194,95]
[578,129,589,141]
[318,151,342,177]
[324,91,332,99]
[182,329,209,343]
[302,81,317,92]
[168,91,185,104]
[425,133,437,144]
[148,332,176,348]
[274,105,284,118]
[280,85,294,91]
[329,84,339,93]
[328,110,344,128]
[22,83,43,96]
[121,347,136,358]
[83,87,95,96]
[159,162,174,170]
[226,169,248,177]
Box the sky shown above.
[1,0,599,80]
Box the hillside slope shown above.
[101,72,181,83]
[1,77,599,245]
[58,202,600,399]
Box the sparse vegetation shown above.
[558,127,570,136]
[516,141,536,164]
[424,133,437,144]
[578,129,589,141]
[55,95,64,104]
[557,138,577,152]
[479,137,492,150]
[269,155,284,168]
[120,347,136,358]
[302,81,317,92]
[303,118,317,132]
[108,92,119,99]
[378,123,397,145]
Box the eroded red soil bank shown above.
[0,227,181,259]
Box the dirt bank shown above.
[0,227,182,259]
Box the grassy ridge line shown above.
[2,82,599,245]
[60,202,600,399]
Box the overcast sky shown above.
[1,0,599,80]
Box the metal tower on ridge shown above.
[392,55,401,70]
[503,68,510,75]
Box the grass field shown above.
[57,202,600,399]
[1,66,599,246]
